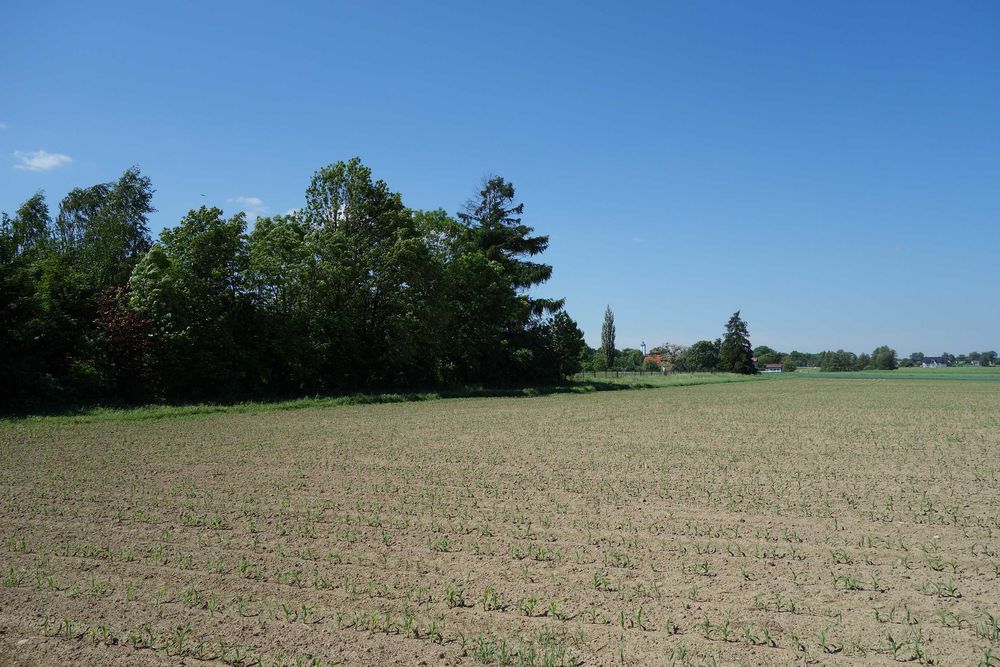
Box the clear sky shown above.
[3,1,998,355]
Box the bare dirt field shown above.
[1,377,999,666]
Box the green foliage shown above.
[616,348,643,371]
[680,339,720,372]
[871,345,898,370]
[548,312,587,379]
[719,311,757,375]
[786,350,821,367]
[11,193,52,255]
[2,159,580,412]
[649,342,687,371]
[600,306,616,369]
[129,207,250,399]
[77,167,155,289]
[857,352,872,370]
[443,175,563,385]
[752,345,781,366]
[586,349,608,372]
[819,350,858,372]
[818,346,898,373]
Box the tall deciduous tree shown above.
[56,184,111,253]
[0,211,46,409]
[129,207,250,398]
[719,310,757,374]
[871,345,898,370]
[681,339,721,372]
[81,167,154,288]
[11,193,52,255]
[302,158,441,389]
[601,306,616,369]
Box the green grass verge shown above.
[5,372,766,425]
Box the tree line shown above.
[766,348,996,371]
[593,309,758,374]
[587,310,996,374]
[901,351,997,367]
[1,159,588,413]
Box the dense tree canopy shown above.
[719,311,757,375]
[1,160,585,413]
[680,339,721,372]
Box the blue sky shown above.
[3,1,998,355]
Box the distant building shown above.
[763,364,783,373]
[920,357,949,368]
[643,354,667,371]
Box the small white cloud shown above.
[13,150,72,172]
[283,208,300,216]
[0,122,8,130]
[228,195,267,219]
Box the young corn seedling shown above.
[817,628,841,654]
[444,582,465,608]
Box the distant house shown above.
[643,354,667,371]
[763,364,783,373]
[920,357,949,368]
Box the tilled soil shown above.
[1,378,999,665]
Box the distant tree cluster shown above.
[1,159,587,413]
[584,310,758,375]
[898,351,997,367]
[814,347,896,372]
[581,311,997,377]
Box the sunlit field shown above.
[2,376,999,666]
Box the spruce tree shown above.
[719,310,757,374]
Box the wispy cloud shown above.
[228,195,267,219]
[0,122,8,130]
[13,150,73,172]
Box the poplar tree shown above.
[601,305,616,369]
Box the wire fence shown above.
[572,369,689,379]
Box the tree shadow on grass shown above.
[2,380,666,423]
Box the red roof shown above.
[765,363,782,369]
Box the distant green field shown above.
[793,366,1000,381]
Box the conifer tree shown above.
[719,310,756,374]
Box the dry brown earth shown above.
[1,378,999,665]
